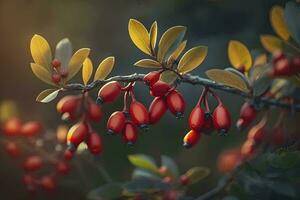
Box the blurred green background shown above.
[0,0,289,199]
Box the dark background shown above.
[0,0,288,199]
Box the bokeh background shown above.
[0,0,289,199]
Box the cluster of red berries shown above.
[1,117,71,194]
[183,88,231,148]
[270,51,300,77]
[50,59,69,84]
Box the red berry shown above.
[51,74,61,83]
[272,50,285,64]
[212,104,231,134]
[55,161,70,176]
[189,106,205,131]
[40,176,56,192]
[163,176,173,184]
[143,71,161,86]
[180,175,189,186]
[97,81,122,104]
[291,57,300,73]
[67,122,88,146]
[64,149,74,160]
[2,117,22,136]
[217,149,241,173]
[60,68,69,78]
[129,101,149,128]
[107,111,126,135]
[150,81,171,97]
[183,130,201,148]
[240,102,256,123]
[23,156,43,172]
[21,121,42,137]
[148,97,167,124]
[272,58,292,76]
[236,118,249,130]
[87,102,102,122]
[51,59,61,68]
[158,166,168,175]
[5,142,21,158]
[166,90,185,118]
[87,132,103,155]
[23,174,35,186]
[61,112,77,122]
[247,124,265,143]
[241,139,256,158]
[56,95,79,114]
[122,122,138,145]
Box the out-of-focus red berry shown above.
[87,102,102,122]
[217,149,241,173]
[51,74,61,84]
[241,139,256,158]
[56,95,79,114]
[64,149,74,160]
[183,130,201,148]
[21,121,42,137]
[5,142,21,158]
[87,132,103,155]
[2,117,22,136]
[180,175,189,185]
[51,59,61,68]
[122,122,138,145]
[23,156,43,172]
[55,161,70,176]
[40,176,56,192]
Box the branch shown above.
[63,73,300,111]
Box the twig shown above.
[63,73,300,111]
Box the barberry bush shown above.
[1,0,300,199]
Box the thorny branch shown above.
[63,73,300,111]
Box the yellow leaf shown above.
[206,69,250,92]
[157,26,186,62]
[36,89,60,103]
[0,100,18,122]
[30,63,55,86]
[30,34,52,71]
[128,19,151,55]
[134,59,161,68]
[94,56,115,81]
[260,35,283,53]
[67,48,90,81]
[160,70,178,84]
[82,58,93,85]
[228,40,252,71]
[177,46,207,74]
[185,167,210,185]
[270,5,290,40]
[253,54,267,67]
[149,21,158,51]
[167,40,187,63]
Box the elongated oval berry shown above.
[21,121,42,137]
[40,176,56,192]
[87,102,102,122]
[56,95,79,114]
[149,97,167,124]
[97,81,121,104]
[51,59,61,68]
[241,139,256,158]
[129,101,149,129]
[2,117,22,136]
[180,175,189,186]
[23,174,35,186]
[213,104,231,134]
[240,102,256,123]
[150,81,171,97]
[64,149,74,160]
[55,161,70,176]
[23,156,43,172]
[87,132,103,155]
[189,106,205,130]
[272,58,292,76]
[183,130,201,148]
[143,71,161,86]
[122,122,138,145]
[51,74,61,84]
[67,123,88,146]
[166,90,185,118]
[247,124,265,142]
[217,149,241,173]
[5,141,21,158]
[107,111,126,135]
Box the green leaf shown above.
[185,167,210,184]
[128,154,158,173]
[132,168,161,180]
[225,68,250,88]
[206,69,250,93]
[134,59,161,68]
[268,151,300,169]
[284,2,300,44]
[67,48,90,81]
[159,70,178,84]
[87,183,123,200]
[55,38,72,69]
[161,155,179,178]
[123,179,168,195]
[36,89,60,103]
[177,46,208,74]
[252,76,272,97]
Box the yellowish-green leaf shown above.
[157,26,186,62]
[253,54,267,67]
[0,100,18,122]
[36,89,60,103]
[270,5,290,40]
[128,19,151,55]
[168,40,187,63]
[260,35,283,53]
[128,154,158,173]
[160,70,178,84]
[134,59,161,68]
[185,167,210,185]
[94,56,115,81]
[206,69,250,92]
[30,63,55,86]
[177,46,207,74]
[30,34,52,71]
[67,48,90,81]
[82,58,93,85]
[149,21,158,51]
[228,40,252,71]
